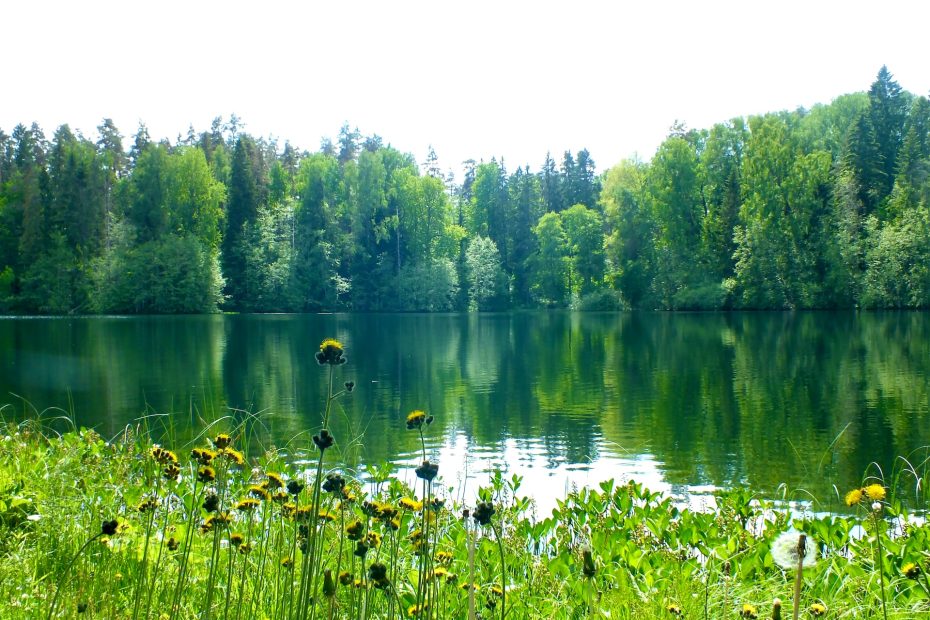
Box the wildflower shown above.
[213,512,232,525]
[191,447,217,465]
[316,339,346,365]
[490,584,503,597]
[265,472,284,489]
[339,571,353,585]
[197,466,216,483]
[151,446,178,465]
[771,531,817,570]
[237,543,252,555]
[365,531,382,549]
[415,460,439,482]
[137,497,158,513]
[460,582,479,592]
[213,434,232,450]
[281,557,294,569]
[863,484,886,501]
[388,517,400,530]
[272,490,288,504]
[473,501,495,526]
[163,464,180,481]
[903,562,921,579]
[222,448,246,466]
[167,537,179,551]
[406,410,427,430]
[236,498,260,512]
[773,598,782,620]
[844,488,863,506]
[429,497,445,511]
[203,493,220,513]
[808,602,827,616]
[435,551,453,564]
[378,503,398,521]
[318,510,337,523]
[408,603,428,617]
[667,604,682,616]
[346,520,365,541]
[101,520,119,536]
[248,485,271,501]
[353,540,370,558]
[740,603,758,619]
[322,473,345,494]
[445,572,458,585]
[313,429,335,451]
[286,479,304,496]
[368,562,388,583]
[433,567,450,579]
[230,533,245,546]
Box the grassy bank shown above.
[1,340,929,619]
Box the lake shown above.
[1,312,928,511]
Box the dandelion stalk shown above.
[47,520,116,620]
[871,508,889,620]
[791,536,805,620]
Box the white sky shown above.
[3,0,929,178]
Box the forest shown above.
[0,66,928,314]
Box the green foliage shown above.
[393,258,459,312]
[465,235,507,311]
[94,233,224,313]
[2,66,930,314]
[862,209,930,308]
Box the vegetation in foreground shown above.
[1,340,929,619]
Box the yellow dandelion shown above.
[266,472,284,489]
[230,533,245,546]
[213,434,232,449]
[740,604,758,619]
[248,485,271,501]
[399,497,423,512]
[903,562,921,579]
[809,602,827,616]
[406,410,427,430]
[317,339,346,365]
[844,488,863,506]
[863,484,886,501]
[435,550,453,564]
[666,604,682,616]
[222,448,246,466]
[432,567,450,579]
[236,498,260,511]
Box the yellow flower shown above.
[399,497,423,512]
[266,472,285,489]
[407,603,428,616]
[435,550,453,565]
[221,448,246,466]
[667,604,682,616]
[406,410,427,429]
[213,434,232,450]
[863,484,886,501]
[317,339,346,365]
[740,604,758,619]
[236,498,260,511]
[248,485,271,501]
[903,562,921,579]
[432,567,450,579]
[809,602,827,616]
[844,488,863,506]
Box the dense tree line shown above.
[1,67,928,314]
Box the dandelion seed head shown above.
[771,531,817,570]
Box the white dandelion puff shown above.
[771,531,817,570]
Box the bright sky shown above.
[4,1,929,178]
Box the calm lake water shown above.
[1,312,929,511]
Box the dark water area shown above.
[1,312,928,511]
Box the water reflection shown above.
[1,312,928,511]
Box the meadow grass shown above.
[0,340,929,619]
